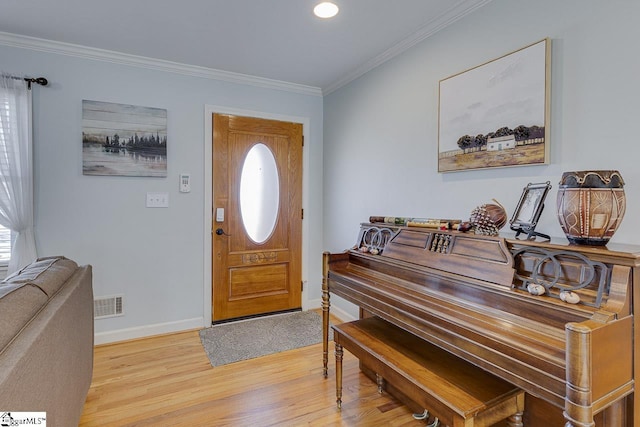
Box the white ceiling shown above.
[0,0,492,93]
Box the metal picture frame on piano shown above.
[510,181,551,241]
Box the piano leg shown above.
[322,252,331,378]
[564,422,589,427]
[563,404,627,427]
[322,296,330,378]
[563,411,595,427]
[601,398,626,426]
[564,316,633,427]
[335,343,343,410]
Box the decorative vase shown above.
[556,170,626,246]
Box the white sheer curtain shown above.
[0,75,37,273]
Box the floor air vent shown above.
[94,295,124,319]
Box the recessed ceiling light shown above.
[314,2,339,19]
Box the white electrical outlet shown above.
[146,192,169,208]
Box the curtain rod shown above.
[6,75,48,89]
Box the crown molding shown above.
[0,31,323,97]
[0,0,491,97]
[323,0,494,95]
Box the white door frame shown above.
[203,105,310,325]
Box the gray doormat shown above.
[199,310,328,367]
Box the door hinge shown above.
[301,281,304,291]
[301,135,304,147]
[301,209,304,220]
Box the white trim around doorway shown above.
[203,105,311,326]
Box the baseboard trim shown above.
[94,317,204,345]
[306,298,356,323]
[94,300,358,345]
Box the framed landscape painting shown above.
[438,39,550,173]
[82,100,167,177]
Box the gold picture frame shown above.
[438,39,551,173]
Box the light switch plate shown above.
[146,192,169,208]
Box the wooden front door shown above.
[212,114,302,322]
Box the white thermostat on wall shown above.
[179,173,191,193]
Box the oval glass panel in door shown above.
[239,143,280,244]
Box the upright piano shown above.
[322,224,640,426]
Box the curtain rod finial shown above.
[24,77,48,89]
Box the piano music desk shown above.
[333,317,525,427]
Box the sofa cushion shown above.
[3,256,78,297]
[0,284,48,351]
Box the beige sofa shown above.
[0,256,93,427]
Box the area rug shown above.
[199,310,329,367]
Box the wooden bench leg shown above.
[506,391,525,427]
[507,411,524,427]
[376,373,385,394]
[335,343,343,410]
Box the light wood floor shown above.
[79,316,425,426]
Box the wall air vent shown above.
[94,295,124,319]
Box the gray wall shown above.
[1,41,324,341]
[323,0,640,317]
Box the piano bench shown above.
[332,317,525,427]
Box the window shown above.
[0,75,32,270]
[0,224,11,264]
[0,86,12,266]
[0,84,13,266]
